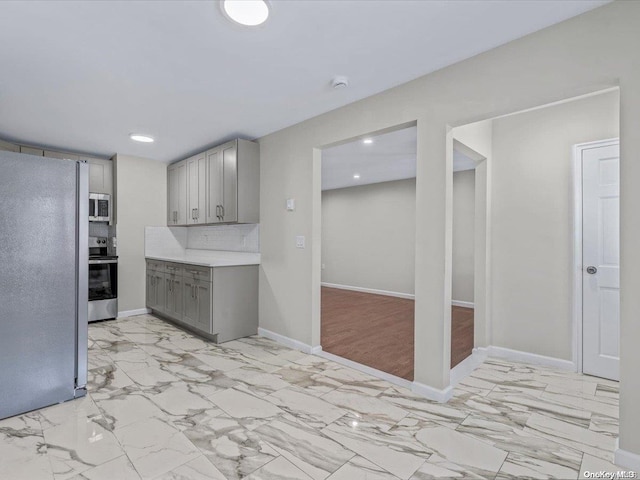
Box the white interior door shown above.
[582,140,620,381]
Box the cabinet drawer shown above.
[164,263,184,276]
[146,260,166,273]
[182,265,212,282]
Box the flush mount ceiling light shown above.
[129,133,154,143]
[222,0,269,26]
[362,138,373,144]
[353,174,361,179]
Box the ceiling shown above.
[0,1,608,162]
[322,126,479,190]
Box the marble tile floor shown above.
[0,314,621,480]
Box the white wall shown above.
[452,170,475,303]
[490,90,619,361]
[114,154,166,313]
[321,178,416,295]
[256,2,640,455]
[453,120,493,347]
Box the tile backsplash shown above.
[89,222,116,238]
[187,224,259,252]
[145,224,259,257]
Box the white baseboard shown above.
[412,381,454,403]
[316,349,413,390]
[118,308,151,318]
[257,327,320,355]
[452,300,474,309]
[321,282,414,300]
[486,345,576,371]
[450,349,486,386]
[615,439,640,470]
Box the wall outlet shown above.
[296,236,305,248]
[286,198,295,211]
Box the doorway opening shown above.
[320,125,417,381]
[451,140,484,368]
[451,87,620,383]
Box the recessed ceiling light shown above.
[363,138,373,144]
[353,174,361,179]
[222,0,269,26]
[129,134,154,143]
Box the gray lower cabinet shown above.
[145,259,257,343]
[146,269,166,314]
[165,273,184,321]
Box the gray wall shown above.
[322,174,475,303]
[114,154,167,313]
[321,178,416,295]
[452,170,475,303]
[256,2,640,453]
[491,90,619,361]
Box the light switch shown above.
[296,236,305,248]
[286,198,295,211]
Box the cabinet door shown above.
[167,165,178,225]
[146,271,156,308]
[206,148,223,224]
[194,282,211,333]
[44,151,80,161]
[86,159,113,196]
[0,139,19,152]
[20,146,44,156]
[182,277,198,327]
[187,152,207,225]
[168,161,188,225]
[146,271,164,310]
[221,141,238,222]
[166,275,184,321]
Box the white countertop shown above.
[145,250,260,267]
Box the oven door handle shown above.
[89,259,118,265]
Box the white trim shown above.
[257,327,320,355]
[316,349,413,390]
[118,308,151,318]
[572,138,620,374]
[321,282,414,300]
[615,439,640,470]
[450,348,487,386]
[452,300,474,309]
[411,382,454,403]
[487,345,575,371]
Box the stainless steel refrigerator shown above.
[0,151,88,420]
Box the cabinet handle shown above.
[195,208,199,219]
[221,205,224,219]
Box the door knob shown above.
[586,266,598,274]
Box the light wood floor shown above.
[321,287,474,381]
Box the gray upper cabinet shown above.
[20,146,44,156]
[167,160,187,226]
[206,147,222,224]
[187,151,207,225]
[85,158,113,195]
[44,150,79,161]
[44,150,112,195]
[168,138,259,226]
[0,139,19,152]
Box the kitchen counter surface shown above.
[146,250,260,267]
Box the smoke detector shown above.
[331,76,349,89]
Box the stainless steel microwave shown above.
[89,193,111,222]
